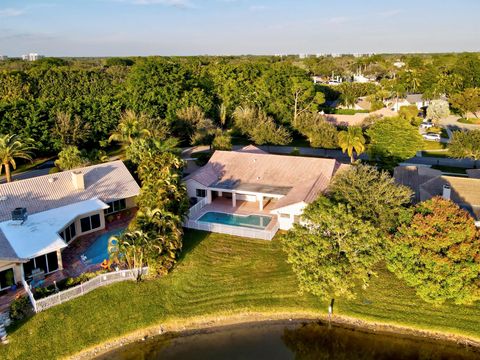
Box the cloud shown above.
[0,8,25,17]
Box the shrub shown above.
[10,296,32,322]
[48,167,60,174]
[194,152,212,166]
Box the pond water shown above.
[96,321,480,360]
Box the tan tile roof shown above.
[467,169,480,179]
[235,145,268,154]
[185,149,347,210]
[394,166,442,202]
[0,160,140,261]
[420,176,480,219]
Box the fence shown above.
[184,219,278,241]
[188,197,208,220]
[23,268,148,313]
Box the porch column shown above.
[258,194,264,211]
[206,189,212,204]
[57,249,64,271]
[232,192,237,207]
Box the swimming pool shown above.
[197,212,272,229]
[82,228,125,265]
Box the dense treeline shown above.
[0,53,479,154]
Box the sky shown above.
[1,0,480,57]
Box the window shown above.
[80,213,102,233]
[80,217,91,232]
[196,189,206,198]
[0,268,14,290]
[60,222,77,243]
[47,252,59,273]
[104,199,127,215]
[23,251,60,279]
[279,213,291,219]
[91,214,101,229]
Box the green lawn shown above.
[2,230,480,359]
[458,118,480,125]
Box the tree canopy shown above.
[449,130,480,160]
[387,197,480,305]
[282,197,382,300]
[367,117,424,168]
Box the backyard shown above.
[1,230,480,359]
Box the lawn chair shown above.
[30,269,45,288]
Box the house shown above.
[406,94,430,110]
[388,94,429,112]
[0,161,140,292]
[394,165,480,227]
[184,146,349,239]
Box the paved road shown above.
[439,115,480,131]
[0,160,55,184]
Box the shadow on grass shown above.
[177,229,210,265]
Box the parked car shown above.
[420,121,434,129]
[423,133,441,141]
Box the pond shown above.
[96,320,480,360]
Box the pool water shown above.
[198,212,272,229]
[83,228,125,264]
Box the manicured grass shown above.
[458,118,480,125]
[2,230,480,359]
[421,140,447,151]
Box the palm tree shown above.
[0,134,35,183]
[218,103,228,129]
[338,127,366,163]
[109,110,150,147]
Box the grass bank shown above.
[2,230,480,359]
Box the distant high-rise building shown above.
[21,53,44,61]
[0,55,8,61]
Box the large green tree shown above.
[449,130,480,160]
[282,197,382,301]
[329,164,413,233]
[293,112,338,149]
[387,197,480,305]
[450,88,480,118]
[367,117,424,168]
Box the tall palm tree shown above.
[0,134,35,183]
[338,127,366,163]
[109,110,150,147]
[218,103,228,129]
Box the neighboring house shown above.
[388,94,430,112]
[394,165,480,227]
[184,146,349,238]
[0,161,140,292]
[406,94,430,110]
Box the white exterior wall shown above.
[0,261,23,288]
[236,194,257,202]
[271,202,307,230]
[186,179,208,201]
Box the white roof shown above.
[0,198,108,259]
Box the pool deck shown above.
[193,198,278,232]
[61,210,136,278]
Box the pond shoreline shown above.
[70,311,480,359]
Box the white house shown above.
[184,146,349,239]
[0,161,139,292]
[388,94,429,112]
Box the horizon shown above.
[1,0,480,57]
